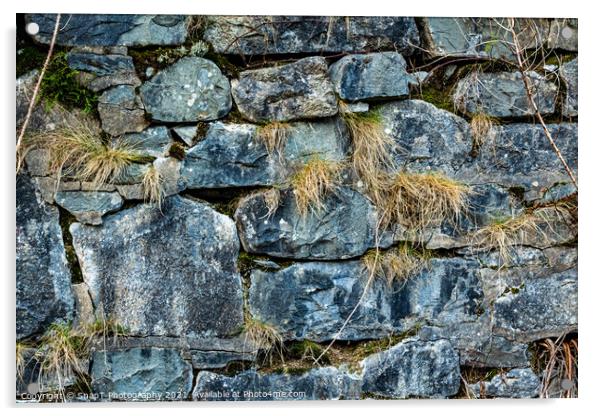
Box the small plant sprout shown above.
[142,165,164,208]
[257,121,290,156]
[290,157,344,217]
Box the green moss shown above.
[286,340,330,365]
[40,52,98,114]
[418,85,456,113]
[16,46,46,77]
[204,46,240,78]
[168,142,186,161]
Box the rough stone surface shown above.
[26,14,189,46]
[67,50,141,92]
[468,368,540,398]
[328,52,413,101]
[71,283,96,330]
[55,191,124,225]
[70,195,244,338]
[203,16,418,56]
[120,126,173,158]
[172,125,198,146]
[91,348,193,400]
[560,58,578,117]
[249,257,483,341]
[235,188,384,260]
[492,268,577,342]
[193,368,361,401]
[232,57,338,122]
[98,85,149,136]
[140,57,232,122]
[453,71,558,117]
[16,174,73,339]
[361,338,461,398]
[548,18,578,51]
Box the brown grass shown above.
[532,335,578,398]
[16,342,29,383]
[470,113,497,156]
[262,187,281,219]
[244,318,284,366]
[257,122,290,156]
[362,244,430,287]
[382,171,471,232]
[142,165,164,208]
[290,157,344,217]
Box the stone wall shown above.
[16,15,578,401]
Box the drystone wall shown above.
[16,15,578,401]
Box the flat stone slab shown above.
[361,338,461,399]
[203,16,418,56]
[468,368,540,398]
[120,126,173,158]
[193,367,361,401]
[55,191,123,225]
[231,57,338,123]
[91,348,193,401]
[16,174,73,339]
[98,85,149,136]
[70,195,244,338]
[26,14,188,46]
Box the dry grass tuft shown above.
[21,117,148,188]
[16,342,29,382]
[257,122,290,156]
[262,187,281,219]
[383,171,471,232]
[142,165,164,208]
[341,105,395,205]
[244,318,284,366]
[470,112,497,156]
[362,244,430,286]
[532,335,578,398]
[290,157,344,217]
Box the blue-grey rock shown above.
[421,17,548,60]
[328,52,413,101]
[361,338,461,398]
[55,191,123,225]
[453,71,558,117]
[193,367,361,401]
[140,57,232,122]
[203,16,418,56]
[91,348,193,401]
[16,174,73,340]
[235,188,384,260]
[548,19,578,51]
[121,126,173,158]
[231,57,338,123]
[172,125,198,146]
[468,368,540,398]
[26,14,188,46]
[560,58,578,117]
[66,50,141,92]
[98,85,148,136]
[283,117,351,163]
[70,195,244,338]
[248,257,483,341]
[492,267,577,342]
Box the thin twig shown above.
[16,14,61,173]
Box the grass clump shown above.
[290,157,344,217]
[243,318,284,366]
[469,113,497,156]
[383,171,471,232]
[362,244,430,287]
[257,122,290,156]
[142,165,164,208]
[262,187,281,219]
[16,341,30,382]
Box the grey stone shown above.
[153,157,184,198]
[560,58,578,117]
[548,19,578,51]
[378,100,472,177]
[453,71,558,117]
[98,85,149,136]
[172,125,198,146]
[112,163,150,185]
[232,57,338,123]
[361,338,460,398]
[66,51,136,76]
[87,72,141,93]
[235,188,384,260]
[24,148,52,177]
[26,14,189,47]
[55,191,123,225]
[16,174,73,339]
[120,126,173,158]
[203,16,418,56]
[283,117,351,163]
[328,52,413,101]
[140,57,232,122]
[91,348,193,401]
[248,257,484,341]
[70,195,244,338]
[190,350,255,370]
[72,283,95,330]
[492,267,577,342]
[193,367,361,401]
[115,184,144,200]
[421,17,549,60]
[468,368,540,398]
[34,177,81,204]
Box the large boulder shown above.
[70,195,244,338]
[235,187,384,260]
[453,71,558,117]
[328,52,415,101]
[26,14,189,46]
[98,85,149,136]
[361,338,461,398]
[193,367,361,401]
[559,58,578,117]
[16,174,73,339]
[231,57,338,122]
[91,348,193,401]
[140,57,232,122]
[203,16,418,56]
